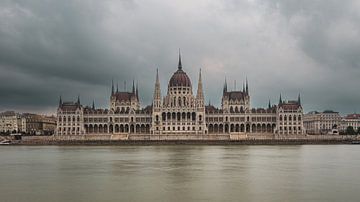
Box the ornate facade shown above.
[56,53,305,137]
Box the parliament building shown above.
[56,53,305,139]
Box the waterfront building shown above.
[0,111,25,133]
[340,114,360,132]
[304,110,341,134]
[22,113,57,135]
[56,53,305,137]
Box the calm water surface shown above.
[0,145,359,202]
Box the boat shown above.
[0,140,11,145]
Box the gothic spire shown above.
[77,95,80,105]
[268,99,271,109]
[242,81,245,93]
[223,77,227,94]
[279,94,282,104]
[116,82,119,93]
[178,49,182,70]
[111,79,114,95]
[92,100,95,110]
[246,77,249,95]
[132,80,135,93]
[136,81,139,100]
[196,68,204,101]
[298,93,301,105]
[153,68,161,108]
[59,95,62,107]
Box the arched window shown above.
[192,112,196,121]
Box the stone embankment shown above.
[14,133,359,145]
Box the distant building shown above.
[304,110,341,134]
[0,111,25,133]
[340,114,360,132]
[56,53,305,137]
[22,113,57,135]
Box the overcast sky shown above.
[0,0,359,115]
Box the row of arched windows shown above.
[279,114,302,121]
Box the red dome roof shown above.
[169,69,191,87]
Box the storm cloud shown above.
[0,0,359,114]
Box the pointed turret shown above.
[132,80,135,94]
[223,77,228,94]
[153,68,161,109]
[196,69,204,102]
[136,81,139,100]
[77,95,80,105]
[111,79,114,95]
[242,81,245,93]
[279,94,283,105]
[59,95,62,107]
[92,100,95,110]
[116,82,119,93]
[298,93,301,105]
[178,49,182,70]
[245,77,249,95]
[268,99,271,109]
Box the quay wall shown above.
[16,133,359,145]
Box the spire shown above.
[153,68,161,108]
[111,79,114,95]
[178,49,182,70]
[246,77,249,95]
[196,68,204,101]
[132,80,135,93]
[223,77,227,94]
[242,81,245,93]
[136,81,139,100]
[268,99,271,109]
[77,95,80,105]
[116,82,119,93]
[298,93,301,105]
[92,100,95,110]
[59,95,62,107]
[279,94,282,104]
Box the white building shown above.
[304,110,341,134]
[340,114,360,132]
[0,111,25,133]
[56,53,305,137]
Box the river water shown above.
[0,145,359,202]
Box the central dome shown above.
[169,52,192,87]
[169,69,191,87]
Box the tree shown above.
[346,126,356,135]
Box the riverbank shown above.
[2,134,358,145]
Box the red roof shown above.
[278,101,301,111]
[345,114,360,119]
[169,70,191,87]
[224,91,246,101]
[113,92,136,102]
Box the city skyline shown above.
[1,1,360,114]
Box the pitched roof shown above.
[224,91,247,101]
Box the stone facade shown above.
[340,114,360,132]
[304,110,341,134]
[56,54,305,137]
[0,111,24,133]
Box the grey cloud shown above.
[0,0,359,115]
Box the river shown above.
[0,145,359,202]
